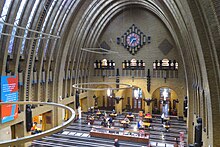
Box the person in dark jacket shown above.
[114,138,120,147]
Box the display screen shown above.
[0,76,18,123]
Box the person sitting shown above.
[101,117,107,127]
[106,117,113,128]
[124,116,130,123]
[96,109,102,119]
[112,109,116,114]
[104,111,108,117]
[124,117,130,128]
[165,120,170,126]
[91,106,94,114]
[120,116,130,128]
[109,117,113,124]
[163,120,170,131]
[138,119,143,129]
[153,106,159,114]
[146,112,152,117]
[127,112,134,121]
[31,122,42,134]
[96,109,101,113]
[88,115,95,125]
[88,107,91,115]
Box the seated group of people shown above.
[101,116,114,128]
[137,112,153,130]
[101,109,116,128]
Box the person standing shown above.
[174,141,178,147]
[114,138,120,147]
[78,106,82,120]
[174,137,179,147]
[161,113,164,124]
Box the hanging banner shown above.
[0,75,18,123]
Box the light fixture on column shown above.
[173,99,179,103]
[114,96,124,104]
[93,95,97,99]
[144,98,155,106]
[59,96,62,101]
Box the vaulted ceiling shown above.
[0,0,219,146]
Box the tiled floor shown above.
[31,112,187,147]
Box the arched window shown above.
[8,0,28,54]
[20,0,40,54]
[101,59,108,67]
[130,58,137,67]
[133,88,142,99]
[43,0,68,56]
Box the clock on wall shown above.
[117,24,149,55]
[126,33,140,47]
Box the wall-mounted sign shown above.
[0,76,18,123]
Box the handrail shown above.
[0,101,75,147]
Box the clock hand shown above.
[131,38,137,44]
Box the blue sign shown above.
[0,76,18,123]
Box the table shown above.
[164,117,170,122]
[120,120,130,128]
[110,113,117,118]
[144,115,152,119]
[90,131,149,143]
[126,115,134,121]
[143,122,151,127]
[163,124,170,131]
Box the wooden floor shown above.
[31,112,187,147]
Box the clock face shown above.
[126,33,140,47]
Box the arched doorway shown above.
[132,87,143,112]
[152,87,179,116]
[93,85,115,110]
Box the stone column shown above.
[115,100,122,114]
[145,103,152,114]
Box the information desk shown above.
[90,128,149,143]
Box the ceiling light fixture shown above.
[81,48,118,54]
